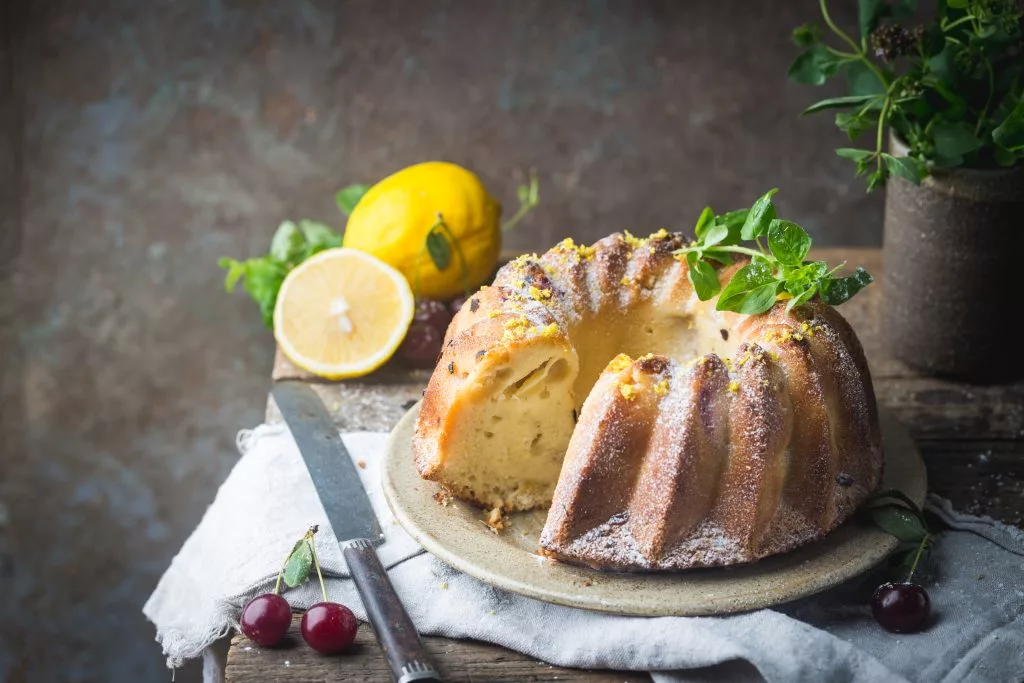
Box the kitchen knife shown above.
[272,380,442,683]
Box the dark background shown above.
[0,1,878,681]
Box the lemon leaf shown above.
[426,228,453,271]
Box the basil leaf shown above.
[218,256,289,328]
[768,219,812,266]
[336,184,372,216]
[801,94,878,115]
[703,250,734,266]
[243,259,288,328]
[714,208,749,231]
[845,60,886,97]
[694,206,715,240]
[872,488,926,517]
[866,169,886,192]
[992,96,1024,151]
[702,223,730,248]
[926,46,956,83]
[219,258,246,293]
[708,209,748,247]
[283,539,313,587]
[858,0,886,38]
[298,220,343,248]
[716,259,780,314]
[820,267,873,305]
[791,23,820,48]
[270,221,305,262]
[785,284,818,312]
[931,120,983,160]
[836,148,875,161]
[870,504,927,543]
[787,45,841,86]
[835,111,875,141]
[740,188,778,240]
[686,254,721,301]
[882,154,923,185]
[891,0,917,20]
[994,146,1021,167]
[426,228,453,270]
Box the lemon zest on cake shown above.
[606,354,634,373]
[528,286,552,300]
[622,230,646,249]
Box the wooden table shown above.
[225,248,1024,682]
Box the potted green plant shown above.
[789,0,1024,383]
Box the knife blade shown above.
[272,380,442,683]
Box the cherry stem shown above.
[307,531,329,603]
[272,543,294,595]
[905,532,931,582]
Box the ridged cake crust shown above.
[412,230,882,570]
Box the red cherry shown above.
[414,299,452,332]
[871,582,930,633]
[240,593,292,647]
[397,322,444,368]
[300,602,358,654]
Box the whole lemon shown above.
[343,161,501,301]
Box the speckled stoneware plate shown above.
[382,404,926,616]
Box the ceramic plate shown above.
[382,405,926,616]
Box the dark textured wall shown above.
[0,1,877,681]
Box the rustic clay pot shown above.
[883,134,1024,384]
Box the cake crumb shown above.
[619,383,638,400]
[728,381,740,393]
[357,460,366,469]
[433,489,454,507]
[440,581,448,590]
[482,507,509,533]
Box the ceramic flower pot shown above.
[883,134,1024,384]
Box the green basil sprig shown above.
[219,220,343,328]
[789,0,1024,190]
[674,188,873,315]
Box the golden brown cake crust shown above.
[413,230,883,570]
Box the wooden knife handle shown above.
[342,539,442,683]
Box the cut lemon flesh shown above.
[273,248,415,379]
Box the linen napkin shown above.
[143,423,1024,683]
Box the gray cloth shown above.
[143,425,1024,683]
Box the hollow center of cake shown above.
[569,305,740,409]
[437,303,741,512]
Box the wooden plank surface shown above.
[227,247,1024,682]
[226,616,649,683]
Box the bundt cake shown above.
[412,229,882,570]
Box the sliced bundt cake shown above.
[412,229,882,570]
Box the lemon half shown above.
[273,248,415,379]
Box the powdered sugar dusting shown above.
[429,231,882,571]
